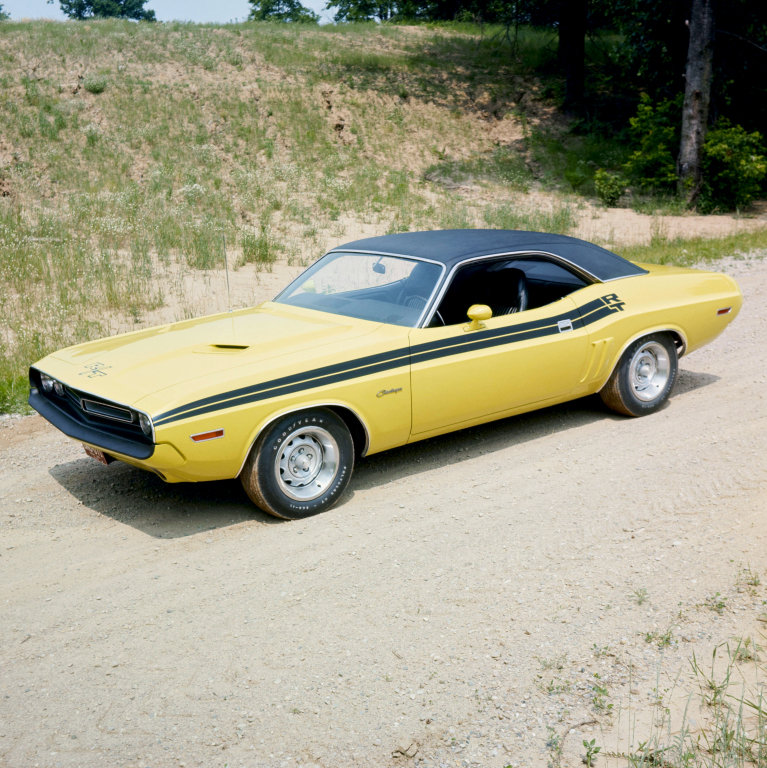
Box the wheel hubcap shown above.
[629,342,671,402]
[275,427,339,501]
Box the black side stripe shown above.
[155,358,412,425]
[154,296,622,426]
[154,347,411,424]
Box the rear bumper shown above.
[29,388,155,460]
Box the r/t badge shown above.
[602,294,626,312]
[79,362,112,378]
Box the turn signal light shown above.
[717,307,732,315]
[190,429,225,442]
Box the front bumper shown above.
[28,387,155,460]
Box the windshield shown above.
[274,252,443,327]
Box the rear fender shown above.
[596,325,688,392]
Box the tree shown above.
[248,0,320,22]
[558,0,588,109]
[325,0,395,21]
[677,0,715,203]
[53,0,156,20]
[0,3,9,20]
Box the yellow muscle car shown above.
[29,230,742,519]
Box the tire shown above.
[600,332,678,417]
[240,408,354,519]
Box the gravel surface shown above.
[1,258,766,768]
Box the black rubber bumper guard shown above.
[28,389,155,460]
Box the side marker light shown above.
[190,429,225,442]
[717,307,732,315]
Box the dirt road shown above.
[2,258,766,768]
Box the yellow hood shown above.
[41,303,378,407]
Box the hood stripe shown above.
[153,296,619,426]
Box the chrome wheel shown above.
[274,426,339,501]
[629,341,671,402]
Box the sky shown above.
[3,0,335,23]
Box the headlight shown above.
[53,380,65,396]
[40,373,54,393]
[138,412,153,438]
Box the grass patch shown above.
[531,128,631,197]
[617,229,767,268]
[484,200,576,234]
[238,223,278,270]
[607,638,767,768]
[425,147,532,192]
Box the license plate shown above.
[83,445,113,465]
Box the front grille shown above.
[81,398,134,423]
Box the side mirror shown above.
[465,304,492,332]
[301,279,317,293]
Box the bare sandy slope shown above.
[1,259,766,768]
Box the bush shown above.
[623,94,681,192]
[83,74,108,95]
[699,121,767,212]
[594,169,626,206]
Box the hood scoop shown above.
[193,343,251,355]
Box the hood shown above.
[46,303,377,406]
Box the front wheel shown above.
[600,333,678,417]
[240,408,354,519]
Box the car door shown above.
[408,295,589,437]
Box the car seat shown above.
[487,267,528,316]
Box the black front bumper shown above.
[29,387,155,461]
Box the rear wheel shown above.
[240,408,354,519]
[600,333,678,417]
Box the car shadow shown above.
[50,459,279,539]
[49,367,718,537]
[350,366,719,490]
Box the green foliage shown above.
[327,0,397,22]
[594,169,625,206]
[590,672,613,712]
[57,0,156,20]
[618,228,767,268]
[248,0,319,23]
[632,587,649,605]
[699,121,767,212]
[530,129,630,197]
[83,74,108,94]
[0,3,9,21]
[623,94,680,192]
[239,223,278,270]
[583,738,601,767]
[644,625,676,649]
[484,201,575,235]
[705,592,728,615]
[424,147,532,192]
[546,725,563,768]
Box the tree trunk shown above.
[677,0,715,204]
[559,0,588,109]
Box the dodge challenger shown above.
[29,230,742,518]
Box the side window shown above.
[429,257,587,327]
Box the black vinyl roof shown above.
[330,230,647,282]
